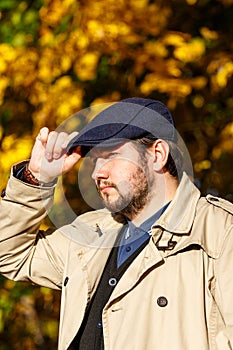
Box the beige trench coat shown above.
[0,166,233,350]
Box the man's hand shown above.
[28,127,81,183]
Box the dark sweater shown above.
[68,230,150,349]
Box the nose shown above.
[91,158,109,181]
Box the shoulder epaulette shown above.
[206,194,233,215]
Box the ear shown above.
[149,140,170,172]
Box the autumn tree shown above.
[0,0,232,348]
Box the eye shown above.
[89,150,120,164]
[90,156,97,165]
[89,153,97,164]
[107,152,119,159]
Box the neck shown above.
[130,173,179,226]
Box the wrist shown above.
[24,163,57,187]
[23,163,40,185]
[28,161,58,184]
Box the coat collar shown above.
[153,172,200,235]
[62,173,200,253]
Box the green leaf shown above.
[0,0,16,11]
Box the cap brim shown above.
[67,102,177,155]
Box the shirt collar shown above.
[126,202,170,240]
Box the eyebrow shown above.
[89,145,121,158]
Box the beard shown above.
[96,157,154,221]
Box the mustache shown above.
[96,180,117,191]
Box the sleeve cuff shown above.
[13,161,57,188]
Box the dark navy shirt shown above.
[117,203,170,268]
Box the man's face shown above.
[90,142,155,219]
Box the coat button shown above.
[97,321,102,328]
[109,277,117,287]
[64,277,69,286]
[157,296,168,307]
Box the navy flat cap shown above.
[67,97,177,155]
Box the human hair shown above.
[133,137,183,179]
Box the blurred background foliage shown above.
[0,0,232,348]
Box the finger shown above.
[31,127,50,163]
[45,131,59,161]
[63,146,82,173]
[61,131,79,149]
[53,132,69,159]
[36,127,50,145]
[50,131,79,159]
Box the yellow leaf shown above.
[0,43,17,62]
[174,39,206,62]
[191,76,207,89]
[140,73,192,97]
[129,0,149,10]
[200,27,219,41]
[163,33,186,47]
[194,160,212,172]
[0,57,7,73]
[74,52,99,81]
[186,0,197,4]
[212,122,233,159]
[0,77,9,104]
[145,41,168,58]
[216,62,233,88]
[61,56,72,72]
[192,95,205,108]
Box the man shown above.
[0,98,233,350]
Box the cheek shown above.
[116,179,132,194]
[110,158,147,186]
[108,160,130,179]
[115,164,143,189]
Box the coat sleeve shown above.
[0,170,68,290]
[213,200,233,349]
